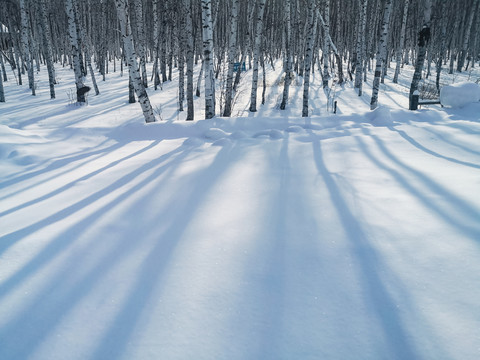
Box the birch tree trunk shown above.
[134,0,148,87]
[0,66,4,102]
[370,0,393,110]
[322,0,330,88]
[302,0,317,117]
[184,0,195,120]
[393,0,409,83]
[223,0,239,117]
[354,0,368,95]
[202,0,215,119]
[66,0,86,102]
[114,0,156,123]
[20,0,35,95]
[457,0,479,72]
[249,0,267,112]
[39,0,56,99]
[280,0,292,110]
[436,0,448,91]
[409,0,432,110]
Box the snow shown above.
[1,61,480,360]
[440,81,480,108]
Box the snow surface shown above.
[440,81,480,108]
[1,62,480,360]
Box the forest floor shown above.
[1,60,480,360]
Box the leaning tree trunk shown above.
[249,0,267,112]
[114,0,156,123]
[19,0,35,95]
[370,0,393,110]
[223,0,239,117]
[201,0,215,119]
[393,0,409,83]
[302,0,318,117]
[409,0,432,110]
[280,0,292,110]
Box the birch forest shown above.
[0,0,479,120]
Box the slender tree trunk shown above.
[223,0,239,117]
[355,0,368,94]
[0,66,4,102]
[370,0,393,110]
[436,1,448,90]
[20,0,35,95]
[114,0,156,122]
[280,0,291,110]
[184,0,194,120]
[249,0,267,112]
[457,0,479,72]
[39,0,56,99]
[66,0,85,102]
[409,0,432,110]
[302,0,318,117]
[322,0,330,88]
[393,0,409,83]
[202,0,215,119]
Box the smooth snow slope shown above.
[1,62,480,360]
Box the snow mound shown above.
[253,129,284,140]
[203,128,229,140]
[230,130,248,139]
[285,125,304,133]
[182,137,205,147]
[211,138,232,147]
[366,106,393,126]
[440,82,480,108]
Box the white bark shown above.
[249,0,267,112]
[66,0,86,102]
[393,0,409,83]
[223,0,239,117]
[370,0,393,110]
[457,0,479,71]
[302,0,318,117]
[355,0,368,94]
[202,0,215,119]
[114,0,156,123]
[322,0,330,88]
[20,0,35,95]
[184,0,194,120]
[280,0,291,110]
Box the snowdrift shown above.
[440,81,480,108]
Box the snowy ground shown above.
[1,61,480,360]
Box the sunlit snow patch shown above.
[440,81,480,108]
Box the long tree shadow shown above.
[0,142,182,256]
[0,141,160,217]
[0,143,204,359]
[308,130,420,360]
[0,138,115,191]
[387,125,480,169]
[90,142,246,360]
[360,127,480,239]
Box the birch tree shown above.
[114,0,156,123]
[280,0,291,110]
[19,0,35,95]
[65,0,86,102]
[393,0,409,83]
[409,0,432,110]
[184,0,195,120]
[202,0,215,119]
[457,0,479,71]
[354,0,368,95]
[249,0,267,112]
[302,0,317,117]
[38,0,56,99]
[370,0,393,110]
[223,0,239,117]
